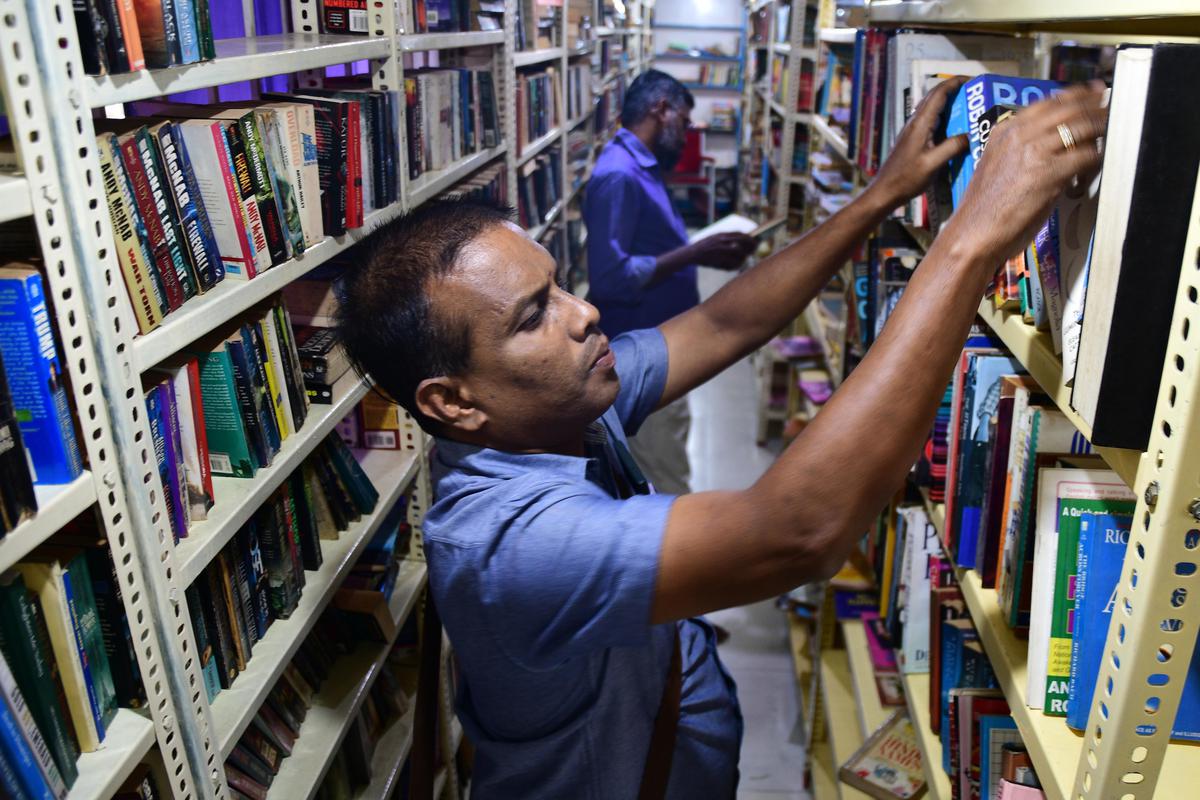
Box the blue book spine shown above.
[949,75,1063,207]
[940,623,968,774]
[1068,512,1134,730]
[144,387,180,541]
[0,270,84,485]
[0,743,27,800]
[158,383,189,541]
[0,694,53,800]
[60,572,105,743]
[171,0,202,64]
[847,31,864,160]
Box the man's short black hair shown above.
[621,69,695,127]
[337,198,514,432]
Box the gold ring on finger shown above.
[1057,123,1076,152]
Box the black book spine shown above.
[226,544,259,648]
[99,0,130,72]
[200,567,238,688]
[237,115,289,265]
[86,545,146,709]
[235,524,270,640]
[288,471,323,571]
[74,0,110,75]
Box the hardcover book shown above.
[838,711,926,799]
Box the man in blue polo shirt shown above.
[585,70,756,494]
[336,80,1107,798]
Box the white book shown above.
[0,650,68,798]
[255,107,304,258]
[1025,467,1123,708]
[898,505,942,674]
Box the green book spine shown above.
[0,573,79,786]
[194,347,256,477]
[63,554,118,737]
[1044,495,1136,715]
[322,437,378,514]
[193,0,216,60]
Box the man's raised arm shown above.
[656,77,970,408]
[651,82,1108,624]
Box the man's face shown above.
[653,101,691,172]
[425,223,620,450]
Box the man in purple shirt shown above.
[585,70,756,493]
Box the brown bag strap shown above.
[638,628,682,800]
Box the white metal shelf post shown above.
[504,0,520,209]
[14,0,222,796]
[1073,162,1200,800]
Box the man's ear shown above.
[652,96,673,123]
[415,376,486,432]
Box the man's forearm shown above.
[648,242,696,288]
[698,186,896,352]
[751,222,992,579]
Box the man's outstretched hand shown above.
[870,76,970,209]
[689,232,757,271]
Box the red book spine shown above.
[344,101,363,228]
[120,135,185,310]
[208,122,257,278]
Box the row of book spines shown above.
[516,69,564,149]
[100,90,399,336]
[186,433,379,702]
[76,0,217,76]
[181,299,310,487]
[0,533,149,798]
[0,266,84,489]
[403,68,502,181]
[224,591,403,799]
[517,151,563,230]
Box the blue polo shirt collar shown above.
[434,436,592,482]
[615,128,660,170]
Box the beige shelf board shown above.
[175,370,371,585]
[87,34,391,108]
[211,451,423,756]
[915,490,1197,800]
[407,144,509,207]
[867,0,1200,34]
[67,709,156,800]
[131,199,411,371]
[820,647,874,800]
[841,620,892,738]
[975,300,1141,486]
[517,127,563,166]
[0,473,97,574]
[812,115,851,163]
[399,30,505,52]
[351,702,417,800]
[0,172,32,223]
[529,199,565,241]
[514,47,565,67]
[811,740,839,800]
[820,28,858,45]
[898,670,952,800]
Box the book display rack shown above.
[736,3,1200,800]
[0,1,650,798]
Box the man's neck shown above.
[438,427,588,457]
[626,121,659,159]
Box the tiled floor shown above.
[689,267,812,800]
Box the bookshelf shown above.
[899,671,952,800]
[0,1,651,798]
